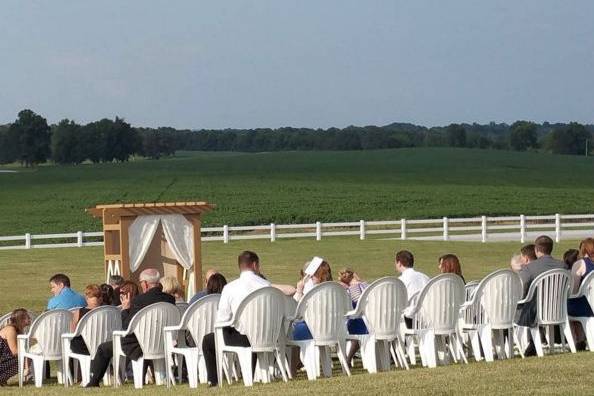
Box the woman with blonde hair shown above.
[0,309,31,384]
[160,276,185,303]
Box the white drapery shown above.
[128,214,195,273]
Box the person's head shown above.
[312,261,332,284]
[204,268,218,287]
[510,254,524,272]
[119,280,139,302]
[100,283,114,305]
[579,238,594,258]
[6,308,31,334]
[520,244,537,264]
[206,273,228,294]
[83,284,103,307]
[438,254,463,277]
[338,268,355,286]
[395,250,414,273]
[563,249,580,270]
[238,251,260,273]
[534,235,554,257]
[160,276,184,299]
[138,268,161,293]
[108,275,125,289]
[49,273,71,296]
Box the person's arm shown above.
[518,268,531,297]
[216,290,232,323]
[70,309,81,332]
[293,279,305,302]
[2,327,18,355]
[571,260,585,294]
[272,283,296,296]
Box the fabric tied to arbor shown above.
[128,214,194,272]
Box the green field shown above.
[1,148,594,235]
[0,237,590,394]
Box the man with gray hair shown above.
[86,268,175,387]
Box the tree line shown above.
[0,109,593,166]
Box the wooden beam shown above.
[119,216,133,280]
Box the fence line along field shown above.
[1,147,594,236]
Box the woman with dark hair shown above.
[117,280,140,309]
[206,273,227,294]
[0,309,31,384]
[564,249,580,271]
[438,254,466,284]
[100,284,114,306]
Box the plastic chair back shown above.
[355,276,407,339]
[528,269,571,325]
[285,296,297,318]
[234,287,287,352]
[182,294,220,352]
[176,302,190,314]
[30,309,72,359]
[296,282,351,344]
[129,302,180,359]
[578,271,594,310]
[476,269,522,329]
[75,306,122,359]
[416,274,464,334]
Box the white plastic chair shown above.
[286,282,352,381]
[514,268,576,357]
[569,271,594,351]
[346,276,409,373]
[458,280,483,361]
[164,294,220,388]
[113,302,181,389]
[459,269,522,362]
[18,309,72,387]
[404,274,466,368]
[215,287,288,387]
[61,306,122,386]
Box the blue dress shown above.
[567,257,594,317]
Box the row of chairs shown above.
[12,268,594,388]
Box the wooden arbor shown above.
[87,202,215,297]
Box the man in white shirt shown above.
[395,250,430,320]
[202,251,270,386]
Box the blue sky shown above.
[1,1,593,129]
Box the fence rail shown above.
[0,213,593,250]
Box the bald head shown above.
[139,268,160,292]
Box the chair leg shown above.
[299,343,317,380]
[470,330,482,362]
[360,336,377,374]
[153,359,166,385]
[394,338,409,370]
[320,346,332,377]
[530,327,544,357]
[274,349,289,382]
[79,358,91,386]
[406,336,416,366]
[32,357,44,388]
[198,355,207,384]
[237,351,254,386]
[454,333,468,364]
[513,326,525,358]
[479,325,494,362]
[420,330,437,368]
[584,319,594,351]
[563,320,577,353]
[336,341,352,377]
[185,354,199,388]
[18,352,25,387]
[131,358,145,389]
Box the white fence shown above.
[1,213,594,251]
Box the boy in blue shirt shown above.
[47,273,86,310]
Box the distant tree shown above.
[509,121,538,151]
[51,119,85,164]
[0,124,17,164]
[6,109,51,166]
[82,117,140,162]
[546,122,591,155]
[141,128,177,159]
[446,124,467,147]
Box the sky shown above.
[1,1,593,129]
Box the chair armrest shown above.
[345,309,358,318]
[61,333,76,340]
[214,320,233,329]
[163,325,183,332]
[17,334,28,340]
[112,330,128,337]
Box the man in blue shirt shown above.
[47,273,86,310]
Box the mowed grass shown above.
[2,148,594,235]
[0,238,590,394]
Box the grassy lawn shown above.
[2,148,594,235]
[0,237,589,393]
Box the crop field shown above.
[1,148,594,235]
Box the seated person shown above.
[438,254,466,284]
[510,254,525,273]
[0,309,31,385]
[47,273,86,310]
[564,249,580,271]
[160,276,185,303]
[520,244,537,266]
[86,269,175,387]
[206,273,227,295]
[202,251,270,386]
[99,283,114,306]
[108,275,125,306]
[395,250,429,325]
[338,268,369,335]
[188,268,219,304]
[568,239,594,319]
[69,284,104,356]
